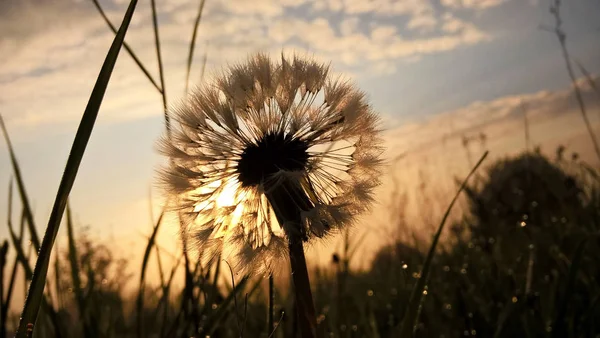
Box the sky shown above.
[0,0,599,283]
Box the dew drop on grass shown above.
[367,290,374,297]
[512,296,518,303]
[471,329,477,335]
[443,266,450,272]
[422,290,428,295]
[211,303,217,310]
[351,325,358,332]
[445,304,452,310]
[402,263,408,269]
[520,221,527,227]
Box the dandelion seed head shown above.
[159,53,383,274]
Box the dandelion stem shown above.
[268,274,275,334]
[287,239,317,338]
[266,181,318,338]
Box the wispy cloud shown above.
[440,0,508,10]
[386,74,600,156]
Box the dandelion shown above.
[158,53,383,338]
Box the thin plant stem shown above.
[397,151,488,337]
[547,0,600,161]
[90,0,163,95]
[185,0,207,95]
[150,0,170,136]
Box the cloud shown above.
[407,12,437,32]
[0,0,494,132]
[441,0,507,10]
[385,74,600,156]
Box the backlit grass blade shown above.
[575,60,600,100]
[397,151,488,338]
[552,238,588,338]
[66,203,91,336]
[15,0,139,335]
[137,208,165,338]
[2,180,24,336]
[90,0,163,95]
[0,116,41,252]
[184,0,206,94]
[202,276,252,336]
[150,0,170,134]
[0,241,8,326]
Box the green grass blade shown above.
[150,0,170,134]
[7,211,33,280]
[0,241,8,317]
[137,209,165,338]
[575,60,600,100]
[2,180,23,334]
[0,116,41,252]
[90,0,163,95]
[158,254,182,338]
[66,203,92,336]
[551,238,588,338]
[397,151,488,337]
[52,241,60,309]
[202,276,252,336]
[15,1,139,335]
[184,0,206,94]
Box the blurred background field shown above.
[0,0,599,337]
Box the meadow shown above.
[1,0,599,337]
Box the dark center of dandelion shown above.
[236,132,310,187]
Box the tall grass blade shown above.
[2,180,22,338]
[397,151,488,337]
[66,203,92,336]
[184,0,206,94]
[551,238,588,338]
[0,241,9,332]
[575,60,600,100]
[0,116,41,252]
[90,0,163,94]
[150,0,170,135]
[137,209,165,338]
[52,241,60,309]
[202,276,252,336]
[547,0,600,161]
[15,0,139,334]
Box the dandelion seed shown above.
[159,53,382,338]
[159,52,382,273]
